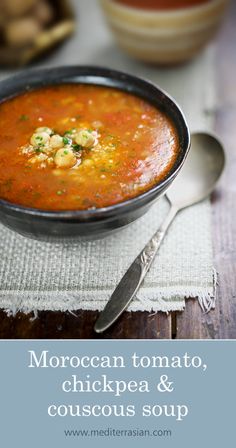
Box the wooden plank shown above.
[175,1,236,339]
[210,107,236,338]
[0,310,172,339]
[174,301,218,339]
[210,0,236,338]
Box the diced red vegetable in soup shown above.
[0,84,179,211]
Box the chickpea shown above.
[54,147,76,169]
[50,134,64,149]
[75,130,95,148]
[35,127,53,135]
[30,132,50,147]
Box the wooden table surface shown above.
[0,2,235,340]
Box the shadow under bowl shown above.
[0,66,190,241]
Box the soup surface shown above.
[0,84,179,211]
[116,0,210,10]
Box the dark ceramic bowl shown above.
[0,66,190,241]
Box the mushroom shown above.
[3,0,37,17]
[4,17,42,47]
[33,0,54,26]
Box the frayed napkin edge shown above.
[0,269,217,317]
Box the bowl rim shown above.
[0,65,190,220]
[101,0,227,17]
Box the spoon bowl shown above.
[167,132,225,209]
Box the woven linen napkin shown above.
[0,197,214,314]
[0,0,217,314]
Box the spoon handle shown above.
[94,204,178,333]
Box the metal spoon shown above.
[94,132,225,334]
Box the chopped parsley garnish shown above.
[19,114,29,121]
[2,179,13,191]
[63,136,71,145]
[57,189,66,196]
[72,144,82,151]
[64,128,76,136]
[32,192,41,199]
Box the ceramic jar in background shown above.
[100,0,229,64]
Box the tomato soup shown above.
[116,0,210,10]
[0,84,179,211]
